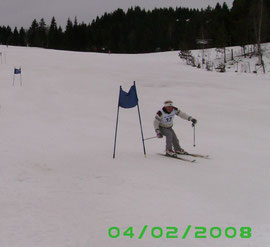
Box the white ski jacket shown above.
[154,107,192,130]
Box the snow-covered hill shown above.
[0,45,269,247]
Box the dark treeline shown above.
[0,0,270,53]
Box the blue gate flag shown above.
[14,68,21,74]
[113,81,146,158]
[119,85,138,108]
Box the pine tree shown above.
[38,18,48,47]
[19,28,26,46]
[64,18,74,50]
[27,19,39,46]
[48,17,60,49]
[11,27,20,45]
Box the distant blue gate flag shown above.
[14,68,21,74]
[13,67,22,86]
[119,85,138,108]
[113,81,146,158]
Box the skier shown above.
[154,100,197,156]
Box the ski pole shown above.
[144,136,157,141]
[192,123,196,147]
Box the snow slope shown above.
[0,45,269,247]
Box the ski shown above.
[182,152,209,159]
[158,153,196,163]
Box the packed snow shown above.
[0,45,269,247]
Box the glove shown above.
[156,129,163,138]
[191,118,197,124]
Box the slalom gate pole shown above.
[113,87,121,159]
[137,103,146,157]
[134,81,146,157]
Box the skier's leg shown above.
[171,128,181,151]
[160,127,173,151]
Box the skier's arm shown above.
[154,111,163,138]
[153,111,162,130]
[175,107,197,123]
[175,107,191,120]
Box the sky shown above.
[0,0,234,29]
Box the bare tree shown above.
[253,0,265,73]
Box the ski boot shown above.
[175,148,188,155]
[166,149,176,157]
